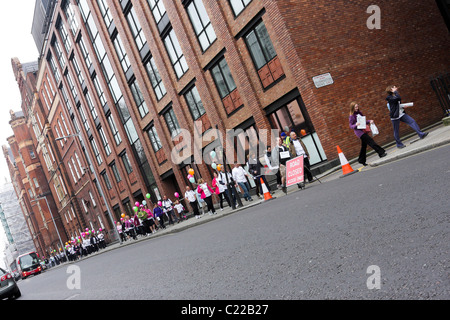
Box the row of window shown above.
[46,0,280,208]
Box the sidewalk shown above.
[53,119,450,264]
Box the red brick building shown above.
[5,0,450,249]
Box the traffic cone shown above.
[260,177,275,201]
[337,146,357,177]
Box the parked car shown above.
[0,268,21,300]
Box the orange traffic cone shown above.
[337,146,357,177]
[260,177,275,201]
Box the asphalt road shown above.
[15,145,450,300]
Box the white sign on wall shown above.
[313,73,334,88]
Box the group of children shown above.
[65,232,107,261]
[115,197,193,242]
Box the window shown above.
[107,114,122,145]
[72,56,85,86]
[244,20,284,89]
[29,148,36,159]
[78,105,90,132]
[64,1,79,35]
[110,162,122,183]
[89,191,97,207]
[53,39,66,68]
[66,72,78,99]
[229,0,252,16]
[121,152,133,174]
[113,34,131,74]
[187,0,216,51]
[144,56,166,101]
[68,161,77,182]
[33,178,39,188]
[74,152,84,175]
[164,29,189,79]
[97,0,113,30]
[184,85,206,120]
[48,54,61,83]
[78,37,93,70]
[163,108,181,138]
[90,138,102,165]
[85,91,98,121]
[126,7,147,52]
[147,0,166,24]
[92,75,107,109]
[101,171,112,190]
[130,80,149,118]
[147,125,163,152]
[71,157,81,180]
[98,127,111,156]
[58,22,71,52]
[210,57,242,114]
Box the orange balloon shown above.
[121,213,125,218]
[188,169,195,176]
[217,164,222,171]
[300,129,307,136]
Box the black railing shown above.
[430,73,450,117]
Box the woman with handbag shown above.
[349,102,387,166]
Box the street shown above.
[14,145,450,300]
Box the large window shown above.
[97,0,113,30]
[121,152,133,174]
[107,113,122,146]
[110,162,122,183]
[186,0,216,51]
[210,57,243,114]
[129,80,149,118]
[144,56,166,101]
[184,85,206,121]
[147,125,163,152]
[113,34,131,74]
[163,108,181,138]
[244,20,284,89]
[147,0,166,24]
[229,0,252,16]
[98,127,111,156]
[126,6,147,52]
[90,138,102,165]
[164,29,189,79]
[101,171,112,190]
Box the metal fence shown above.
[430,73,450,116]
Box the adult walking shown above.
[185,186,201,219]
[197,178,216,215]
[349,102,387,166]
[288,131,313,185]
[386,85,428,148]
[232,163,253,202]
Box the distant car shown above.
[0,268,21,300]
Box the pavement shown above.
[46,118,450,266]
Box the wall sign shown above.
[313,73,334,88]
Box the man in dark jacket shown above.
[386,85,428,148]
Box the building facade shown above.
[5,0,450,250]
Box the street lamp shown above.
[30,196,69,263]
[55,132,122,244]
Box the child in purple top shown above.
[349,102,387,166]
